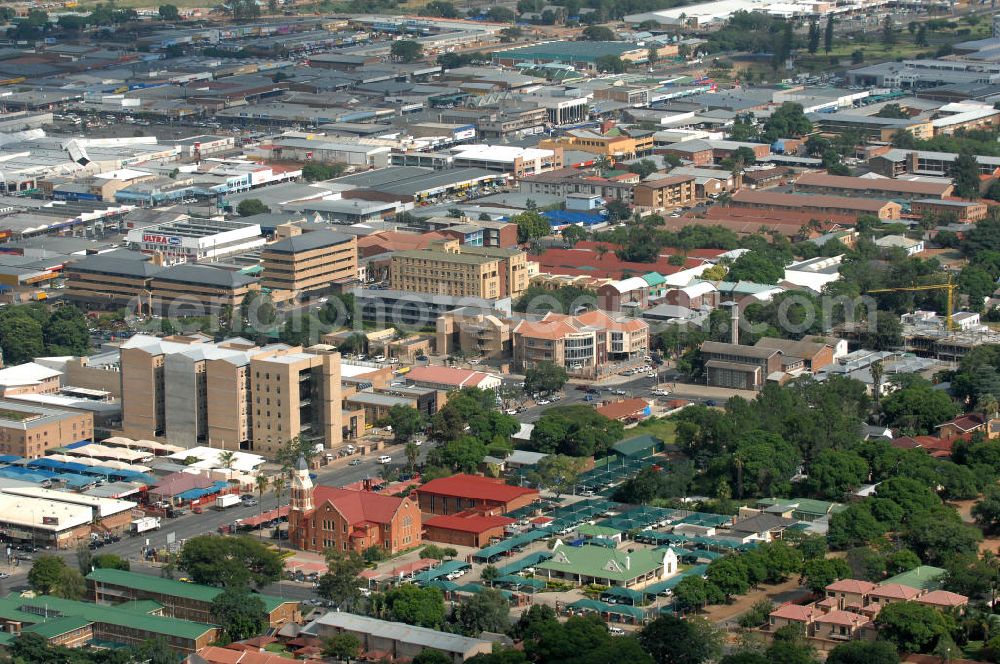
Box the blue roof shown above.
[176,481,228,502]
[0,456,22,464]
[65,440,92,449]
[541,210,607,227]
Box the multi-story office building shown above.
[261,228,358,297]
[389,240,528,300]
[633,175,697,210]
[119,335,342,454]
[512,309,649,378]
[149,264,258,314]
[64,250,161,311]
[0,399,94,458]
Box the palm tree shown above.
[595,245,608,261]
[272,476,286,548]
[255,474,269,538]
[978,393,999,420]
[405,443,419,473]
[870,360,885,414]
[218,450,236,471]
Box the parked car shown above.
[349,459,361,466]
[377,455,392,464]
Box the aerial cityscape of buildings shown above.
[0,1,997,663]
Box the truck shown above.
[215,494,241,510]
[131,516,160,534]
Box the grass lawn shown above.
[632,418,678,447]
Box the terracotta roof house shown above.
[869,583,921,606]
[768,603,820,634]
[825,579,877,610]
[916,590,969,609]
[936,413,987,440]
[813,610,873,641]
[595,398,652,422]
[415,474,538,516]
[405,366,502,392]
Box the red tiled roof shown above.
[826,579,877,594]
[871,583,921,600]
[424,514,515,534]
[816,610,871,628]
[311,486,407,525]
[417,474,538,504]
[770,603,818,622]
[533,246,706,280]
[193,647,292,664]
[406,365,495,388]
[917,590,969,607]
[937,413,986,432]
[595,398,650,421]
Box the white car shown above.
[378,455,392,464]
[413,440,423,446]
[537,399,550,405]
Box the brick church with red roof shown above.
[288,457,421,555]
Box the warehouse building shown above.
[415,474,538,516]
[302,612,493,663]
[125,218,265,266]
[86,569,298,627]
[728,191,901,220]
[792,173,953,200]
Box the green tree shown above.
[726,249,786,284]
[318,550,367,610]
[512,209,550,243]
[973,486,1000,534]
[582,25,615,40]
[237,199,270,217]
[595,54,627,73]
[383,405,424,444]
[0,311,45,365]
[951,150,981,199]
[452,588,510,635]
[562,224,588,247]
[382,584,446,628]
[875,601,954,654]
[881,379,959,435]
[805,449,869,499]
[27,555,68,595]
[527,405,624,457]
[178,535,283,589]
[211,587,266,643]
[158,4,180,20]
[413,651,453,664]
[672,575,710,613]
[323,633,361,663]
[828,503,886,549]
[638,614,722,664]
[800,557,850,594]
[826,640,899,664]
[391,40,423,63]
[302,162,345,182]
[882,15,896,45]
[807,18,820,54]
[628,159,659,179]
[524,360,569,394]
[527,454,585,497]
[824,15,834,53]
[915,23,928,46]
[91,553,130,571]
[762,103,812,141]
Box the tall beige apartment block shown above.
[390,240,528,300]
[261,228,358,296]
[119,334,342,454]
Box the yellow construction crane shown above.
[867,275,958,331]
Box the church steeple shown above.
[290,455,313,513]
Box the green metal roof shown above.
[14,594,215,641]
[411,560,471,584]
[641,272,666,286]
[537,543,666,583]
[576,523,621,538]
[85,569,295,614]
[882,566,947,591]
[24,615,93,639]
[496,41,642,64]
[612,435,662,458]
[568,598,646,620]
[756,497,845,518]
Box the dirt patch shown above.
[700,576,813,627]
